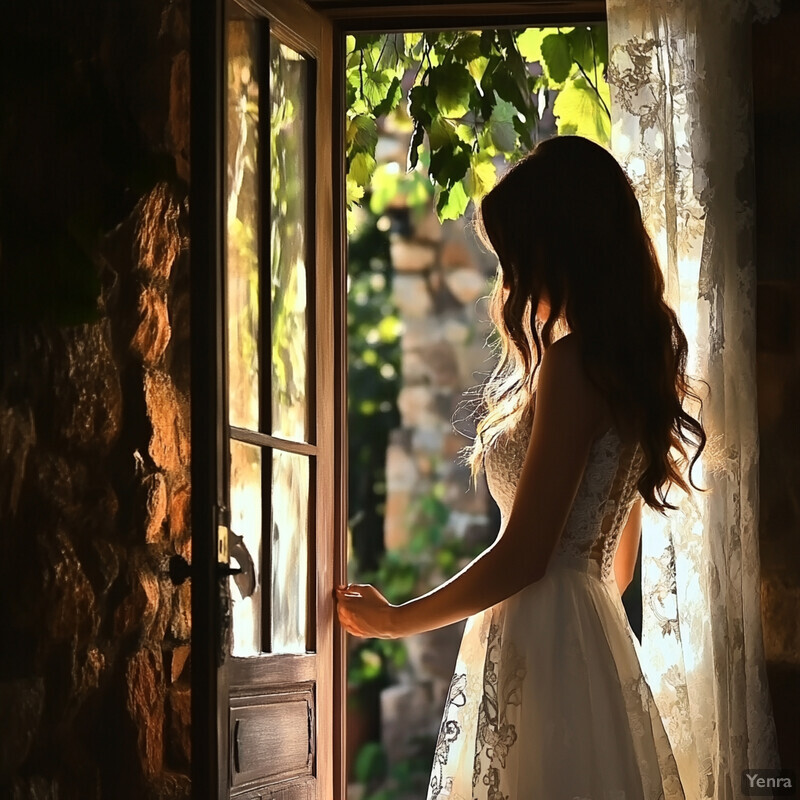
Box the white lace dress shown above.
[426,407,684,800]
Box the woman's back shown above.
[486,404,644,585]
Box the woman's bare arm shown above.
[384,335,606,637]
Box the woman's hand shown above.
[335,583,400,639]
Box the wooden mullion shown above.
[305,39,319,447]
[229,653,317,688]
[230,425,318,455]
[260,17,274,658]
[309,0,606,21]
[263,444,274,653]
[261,17,273,438]
[330,22,349,800]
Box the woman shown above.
[336,135,706,800]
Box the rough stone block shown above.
[410,426,444,455]
[168,479,191,561]
[115,566,160,640]
[136,183,181,283]
[404,623,464,684]
[169,581,191,643]
[397,385,436,428]
[68,645,106,712]
[401,350,428,385]
[130,286,171,366]
[439,239,475,271]
[144,371,190,473]
[148,771,191,800]
[390,240,436,273]
[10,776,59,800]
[54,324,122,451]
[441,317,470,345]
[0,678,44,779]
[385,443,417,492]
[142,472,168,544]
[166,684,191,768]
[444,267,490,305]
[0,403,35,517]
[415,209,443,243]
[392,274,433,317]
[42,531,100,643]
[169,50,190,184]
[125,647,165,778]
[401,316,441,349]
[380,683,435,766]
[417,341,459,387]
[166,645,191,685]
[384,490,411,551]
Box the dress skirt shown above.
[425,559,684,800]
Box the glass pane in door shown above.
[229,440,263,656]
[227,16,261,431]
[270,449,310,653]
[270,37,310,442]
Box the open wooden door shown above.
[191,0,340,797]
[191,4,609,799]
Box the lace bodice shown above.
[484,404,644,583]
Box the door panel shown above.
[219,0,335,798]
[229,689,314,787]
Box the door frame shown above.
[191,2,606,799]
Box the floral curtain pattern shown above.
[606,2,782,797]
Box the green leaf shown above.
[429,142,470,187]
[403,32,423,55]
[405,172,433,207]
[361,69,396,110]
[436,180,470,221]
[428,116,457,150]
[452,32,482,62]
[466,55,489,82]
[552,77,611,145]
[464,153,497,199]
[349,151,377,186]
[486,94,518,152]
[354,33,381,49]
[429,62,474,118]
[513,113,534,151]
[373,75,403,117]
[486,61,527,113]
[541,33,573,83]
[566,27,595,71]
[407,120,425,170]
[346,174,365,204]
[369,163,400,214]
[346,115,378,155]
[408,84,434,126]
[479,29,496,57]
[516,27,546,63]
[354,743,388,785]
[592,25,609,69]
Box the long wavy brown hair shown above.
[467,135,706,512]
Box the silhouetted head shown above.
[469,135,705,512]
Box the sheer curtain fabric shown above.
[606,1,781,798]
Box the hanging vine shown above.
[345,26,611,223]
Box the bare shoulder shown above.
[537,334,606,433]
[539,334,590,389]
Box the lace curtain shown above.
[606,2,782,798]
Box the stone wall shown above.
[385,210,500,554]
[374,124,503,773]
[0,1,191,798]
[753,4,800,768]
